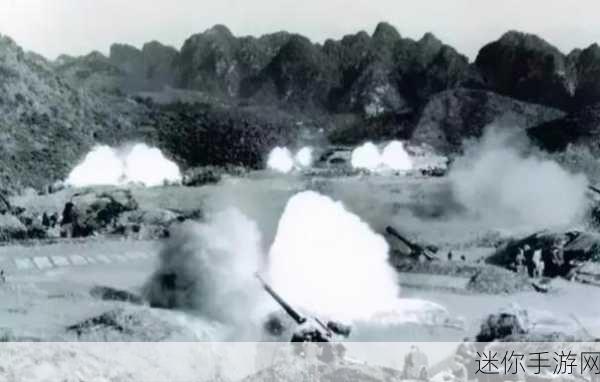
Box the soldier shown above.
[532,249,544,278]
[42,212,50,228]
[0,269,5,284]
[515,246,527,275]
[403,345,429,380]
[551,238,566,270]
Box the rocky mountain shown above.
[52,24,600,117]
[57,23,472,117]
[4,23,600,192]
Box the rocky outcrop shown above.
[411,89,565,153]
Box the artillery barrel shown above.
[255,274,306,325]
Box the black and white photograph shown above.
[2,1,600,381]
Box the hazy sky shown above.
[1,0,599,61]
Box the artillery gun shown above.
[255,273,351,342]
[385,226,438,261]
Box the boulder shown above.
[61,189,138,238]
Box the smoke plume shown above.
[267,191,445,324]
[144,208,265,335]
[266,146,314,173]
[449,127,589,229]
[351,141,413,172]
[66,143,181,187]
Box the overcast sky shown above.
[1,0,599,61]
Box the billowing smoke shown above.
[449,128,589,229]
[66,145,125,186]
[66,143,181,187]
[144,187,447,338]
[381,141,413,171]
[351,141,413,172]
[351,142,381,171]
[144,208,265,335]
[294,146,313,168]
[267,147,294,173]
[124,144,182,186]
[267,146,314,173]
[267,191,445,324]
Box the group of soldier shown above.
[512,239,567,279]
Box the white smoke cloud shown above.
[351,141,413,172]
[124,144,182,186]
[66,143,181,187]
[381,141,413,171]
[144,208,266,335]
[267,147,294,173]
[449,127,589,229]
[294,146,313,168]
[267,146,314,173]
[66,145,125,186]
[351,142,382,171]
[267,190,445,323]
